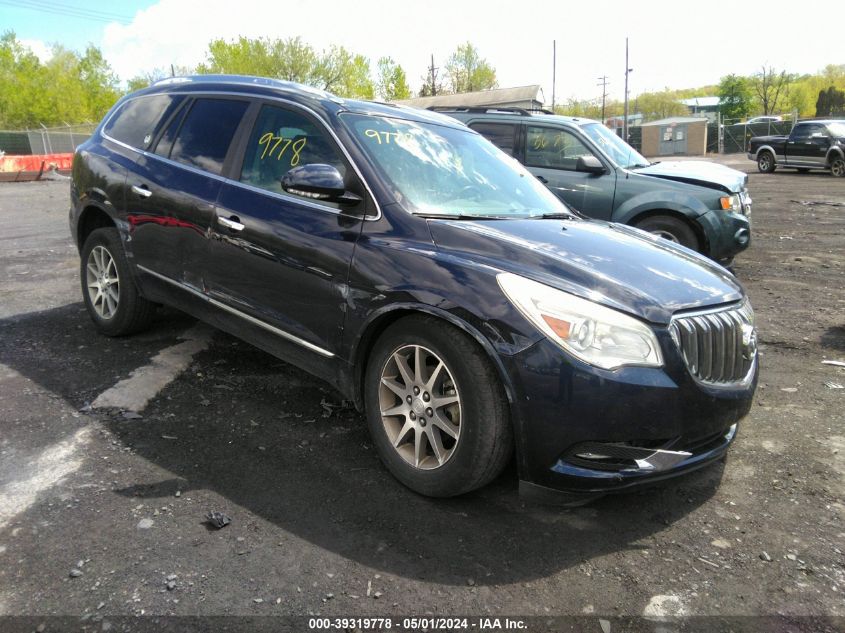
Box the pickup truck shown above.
[748,119,845,177]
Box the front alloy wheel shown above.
[831,157,845,178]
[379,344,461,470]
[364,315,513,497]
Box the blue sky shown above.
[2,0,843,103]
[1,1,152,52]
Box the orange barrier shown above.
[0,153,74,173]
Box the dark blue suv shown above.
[70,75,758,502]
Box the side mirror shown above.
[576,155,606,175]
[281,164,362,206]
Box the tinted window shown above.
[526,126,594,171]
[169,98,249,175]
[469,122,517,155]
[240,105,346,198]
[103,95,183,150]
[153,103,189,159]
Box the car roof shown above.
[132,74,468,130]
[428,106,598,128]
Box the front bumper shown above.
[697,207,751,262]
[504,332,756,498]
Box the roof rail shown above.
[426,106,536,116]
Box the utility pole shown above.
[429,54,438,97]
[551,40,556,111]
[623,38,633,143]
[597,75,609,123]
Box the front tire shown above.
[80,227,154,336]
[757,151,776,173]
[635,215,700,252]
[831,157,845,178]
[364,315,513,497]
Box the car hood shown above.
[633,160,747,193]
[428,218,744,324]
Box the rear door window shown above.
[469,122,517,155]
[103,94,184,150]
[168,98,250,175]
[239,104,347,200]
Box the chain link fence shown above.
[0,123,96,156]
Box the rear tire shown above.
[634,215,700,251]
[830,157,845,178]
[757,151,776,173]
[80,227,154,336]
[364,315,513,497]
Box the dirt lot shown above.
[0,157,843,632]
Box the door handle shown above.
[131,184,152,198]
[218,216,244,232]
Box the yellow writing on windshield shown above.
[258,132,307,166]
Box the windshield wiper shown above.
[525,212,578,220]
[414,213,513,220]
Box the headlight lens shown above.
[498,272,663,370]
[719,194,742,212]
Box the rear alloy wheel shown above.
[364,315,512,497]
[831,157,845,178]
[80,227,155,336]
[757,151,776,173]
[635,215,699,252]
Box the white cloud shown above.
[100,0,845,102]
[19,38,52,63]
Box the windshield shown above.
[828,122,845,137]
[581,122,650,169]
[340,113,571,218]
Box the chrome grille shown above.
[670,302,756,385]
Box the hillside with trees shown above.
[1,29,842,130]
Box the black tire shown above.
[80,227,154,336]
[830,157,845,178]
[364,315,513,497]
[634,215,700,251]
[757,151,776,173]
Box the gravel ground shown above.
[0,160,843,632]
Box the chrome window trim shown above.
[100,90,382,221]
[136,264,335,358]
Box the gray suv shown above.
[437,107,752,265]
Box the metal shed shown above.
[640,117,708,157]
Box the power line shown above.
[0,0,134,25]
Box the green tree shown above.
[376,56,411,101]
[199,36,374,99]
[718,74,752,121]
[445,42,497,93]
[634,89,688,122]
[0,31,119,128]
[751,66,791,115]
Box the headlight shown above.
[498,272,663,370]
[719,194,742,212]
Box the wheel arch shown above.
[826,147,844,165]
[76,203,117,251]
[348,304,519,414]
[627,208,709,255]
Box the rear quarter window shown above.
[103,95,183,150]
[167,98,250,175]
